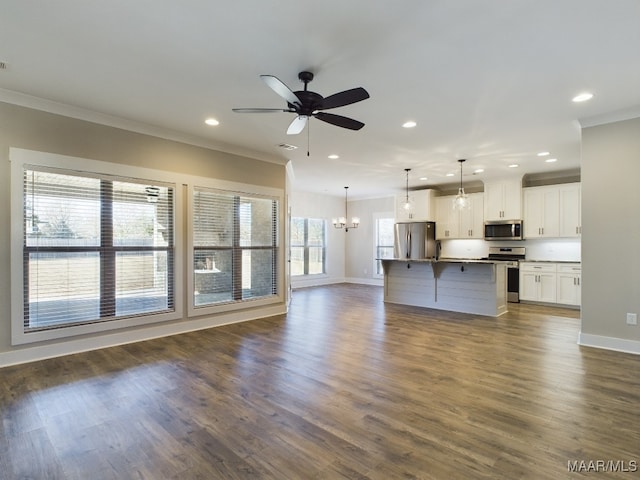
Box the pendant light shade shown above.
[403,168,412,210]
[332,186,360,231]
[453,159,470,210]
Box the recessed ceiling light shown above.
[402,121,417,128]
[419,177,428,181]
[328,154,339,159]
[545,158,558,163]
[537,151,550,157]
[572,92,594,103]
[446,173,455,177]
[474,169,484,174]
[508,164,519,168]
[204,118,219,126]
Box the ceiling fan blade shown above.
[260,75,301,107]
[320,87,370,110]
[287,115,308,135]
[315,112,365,130]
[232,108,289,113]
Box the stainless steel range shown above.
[486,247,526,303]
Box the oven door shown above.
[507,265,520,302]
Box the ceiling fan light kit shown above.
[233,71,369,135]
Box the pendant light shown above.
[332,186,360,231]
[403,168,412,210]
[453,159,470,210]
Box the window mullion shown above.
[100,180,115,318]
[303,219,310,275]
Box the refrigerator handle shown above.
[407,230,411,258]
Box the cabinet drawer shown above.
[520,262,557,273]
[557,263,581,274]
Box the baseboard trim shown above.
[578,332,640,355]
[0,304,286,368]
[345,277,384,286]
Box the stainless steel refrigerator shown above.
[394,222,436,259]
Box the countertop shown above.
[380,258,512,265]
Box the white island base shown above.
[381,260,508,317]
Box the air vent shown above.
[278,143,298,151]
[0,62,7,70]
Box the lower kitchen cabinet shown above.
[520,262,581,307]
[556,263,581,306]
[520,263,557,303]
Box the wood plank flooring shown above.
[1,284,639,479]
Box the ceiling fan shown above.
[233,71,369,135]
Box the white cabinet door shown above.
[396,190,435,222]
[519,271,539,301]
[519,262,557,303]
[502,179,523,220]
[524,186,560,238]
[538,273,557,303]
[435,196,458,239]
[436,193,483,239]
[556,263,581,306]
[459,192,484,238]
[559,183,581,237]
[484,180,522,221]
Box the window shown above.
[21,166,175,333]
[192,186,279,308]
[375,215,395,276]
[290,218,326,276]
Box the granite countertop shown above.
[521,259,581,263]
[380,258,509,264]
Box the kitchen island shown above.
[380,259,508,317]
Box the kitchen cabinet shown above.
[556,263,581,306]
[559,183,581,237]
[435,196,458,239]
[395,189,436,222]
[523,186,560,238]
[435,193,484,239]
[519,262,557,303]
[483,179,522,221]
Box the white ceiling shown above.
[2,1,640,199]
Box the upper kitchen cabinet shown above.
[523,182,581,239]
[559,183,581,237]
[395,189,436,222]
[436,193,484,239]
[483,179,522,221]
[523,186,560,238]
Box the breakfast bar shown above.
[381,259,508,317]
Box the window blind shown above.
[290,217,326,276]
[23,167,175,331]
[193,186,278,307]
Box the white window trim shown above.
[186,183,285,318]
[10,148,185,345]
[373,211,395,279]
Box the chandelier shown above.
[332,186,360,231]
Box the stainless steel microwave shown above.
[484,220,523,241]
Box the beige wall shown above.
[581,116,640,347]
[345,196,394,283]
[289,190,346,287]
[0,102,286,358]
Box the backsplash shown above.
[441,238,581,262]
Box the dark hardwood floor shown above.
[1,284,639,479]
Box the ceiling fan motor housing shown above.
[289,90,324,115]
